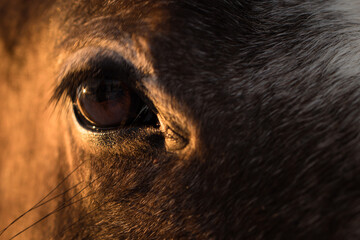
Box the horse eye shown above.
[74,78,158,130]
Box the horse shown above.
[0,0,359,239]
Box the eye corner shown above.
[157,115,190,152]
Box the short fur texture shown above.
[0,0,359,239]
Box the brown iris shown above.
[75,78,142,128]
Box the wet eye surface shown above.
[74,77,159,130]
[76,79,131,126]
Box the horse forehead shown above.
[56,2,170,39]
[55,1,242,48]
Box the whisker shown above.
[34,162,85,208]
[63,173,103,204]
[7,172,105,239]
[30,181,84,210]
[8,192,96,240]
[0,162,85,237]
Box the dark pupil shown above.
[76,78,135,127]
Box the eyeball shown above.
[74,78,158,130]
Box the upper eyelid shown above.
[51,48,144,106]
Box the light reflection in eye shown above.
[73,78,159,130]
[75,79,132,127]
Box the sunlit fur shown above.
[0,0,360,239]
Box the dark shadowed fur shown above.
[0,0,359,239]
